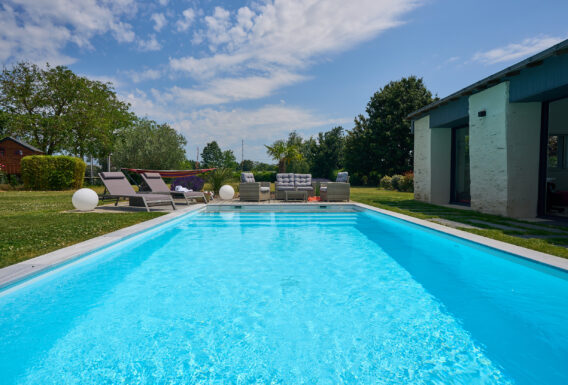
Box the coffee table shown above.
[285,190,307,202]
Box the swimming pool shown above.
[1,209,567,384]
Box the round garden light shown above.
[219,185,235,200]
[72,188,99,211]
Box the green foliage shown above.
[306,126,344,179]
[222,149,238,169]
[21,155,86,190]
[108,118,187,170]
[380,175,393,190]
[390,174,404,191]
[0,62,133,157]
[206,168,235,194]
[241,159,254,171]
[265,135,303,173]
[398,172,414,192]
[201,141,224,168]
[344,76,435,181]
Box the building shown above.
[408,39,568,219]
[0,136,44,175]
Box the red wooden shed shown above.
[0,137,44,175]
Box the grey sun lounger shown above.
[99,172,176,212]
[140,172,208,204]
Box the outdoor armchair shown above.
[320,172,350,202]
[239,172,270,202]
[275,173,295,200]
[99,172,176,212]
[140,172,208,204]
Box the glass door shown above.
[451,126,471,204]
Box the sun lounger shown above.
[239,172,270,202]
[99,172,176,212]
[140,172,208,204]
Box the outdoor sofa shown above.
[320,172,350,202]
[99,171,176,212]
[275,173,315,200]
[239,172,271,202]
[140,172,208,204]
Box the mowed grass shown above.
[351,187,568,259]
[0,187,165,268]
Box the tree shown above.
[109,118,187,170]
[241,159,255,171]
[265,139,302,173]
[344,76,435,183]
[307,126,344,179]
[221,149,238,169]
[0,62,132,157]
[201,141,223,168]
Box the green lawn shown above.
[351,187,568,259]
[0,188,165,269]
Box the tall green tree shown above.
[109,118,187,170]
[221,149,238,169]
[0,62,132,157]
[344,76,435,183]
[265,139,302,173]
[201,141,224,168]
[307,126,344,179]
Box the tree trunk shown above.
[278,159,286,173]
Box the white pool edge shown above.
[1,202,566,290]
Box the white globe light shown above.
[219,184,235,200]
[72,188,99,211]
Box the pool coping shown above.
[0,204,206,289]
[1,202,567,289]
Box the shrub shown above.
[206,168,235,194]
[253,171,276,182]
[391,174,404,191]
[398,172,414,192]
[171,175,205,191]
[21,155,86,190]
[380,175,393,190]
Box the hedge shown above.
[21,155,86,190]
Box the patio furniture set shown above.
[239,172,350,202]
[97,170,350,211]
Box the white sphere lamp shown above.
[72,188,99,211]
[219,184,235,200]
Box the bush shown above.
[391,174,404,191]
[253,171,276,182]
[380,175,393,190]
[398,172,414,192]
[171,176,205,192]
[21,155,86,190]
[206,168,235,194]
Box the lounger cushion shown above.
[260,186,270,193]
[144,172,162,179]
[336,172,349,183]
[100,172,126,179]
[320,186,327,192]
[276,173,294,187]
[241,172,255,183]
[294,174,312,187]
[296,186,313,191]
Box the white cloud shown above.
[151,13,167,32]
[158,0,169,6]
[472,36,565,65]
[125,68,162,83]
[168,0,422,105]
[122,90,349,162]
[137,35,161,51]
[176,8,195,32]
[0,0,137,64]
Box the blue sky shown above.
[1,0,567,162]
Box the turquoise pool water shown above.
[1,210,567,384]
